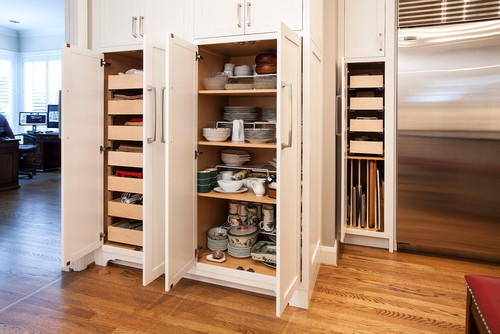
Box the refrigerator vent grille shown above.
[399,0,500,28]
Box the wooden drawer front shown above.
[108,152,143,168]
[350,140,384,155]
[350,97,383,110]
[108,176,143,193]
[108,126,143,141]
[108,100,143,115]
[108,200,143,220]
[350,75,384,88]
[350,119,384,132]
[108,74,143,90]
[108,222,143,246]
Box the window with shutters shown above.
[0,54,13,125]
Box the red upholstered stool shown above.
[465,275,500,334]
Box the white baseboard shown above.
[320,240,338,266]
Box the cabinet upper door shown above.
[61,45,104,267]
[143,35,166,286]
[165,33,198,291]
[345,0,385,58]
[276,23,302,317]
[244,0,303,35]
[194,0,244,39]
[99,0,143,50]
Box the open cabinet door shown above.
[164,34,198,291]
[143,35,166,285]
[340,60,347,243]
[61,45,104,267]
[276,23,302,316]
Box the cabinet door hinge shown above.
[99,232,106,241]
[195,52,203,61]
[100,59,111,67]
[195,150,203,159]
[100,146,111,153]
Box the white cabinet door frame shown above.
[244,0,303,35]
[276,23,302,316]
[194,0,244,39]
[165,33,199,291]
[143,35,166,286]
[61,44,104,267]
[97,0,142,50]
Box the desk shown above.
[0,139,19,191]
[22,133,61,171]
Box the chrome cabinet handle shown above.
[237,3,242,28]
[247,2,252,27]
[378,32,383,51]
[281,81,293,150]
[132,16,138,38]
[139,16,144,37]
[161,86,166,143]
[147,85,157,143]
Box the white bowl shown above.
[203,77,227,90]
[217,180,244,192]
[204,134,230,142]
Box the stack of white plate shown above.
[208,238,228,251]
[202,128,231,142]
[221,150,251,166]
[207,227,228,251]
[234,65,252,76]
[223,106,259,122]
[244,128,275,144]
[228,243,252,258]
[262,108,277,122]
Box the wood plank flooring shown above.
[1,172,500,333]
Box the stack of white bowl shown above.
[221,150,251,166]
[202,128,231,142]
[234,65,252,76]
[244,128,275,143]
[262,108,277,122]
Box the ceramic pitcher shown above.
[251,179,266,197]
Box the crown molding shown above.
[0,26,19,37]
[18,27,65,38]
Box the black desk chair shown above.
[15,134,39,179]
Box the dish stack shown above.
[234,65,252,76]
[221,150,251,166]
[198,170,211,193]
[207,227,228,251]
[202,128,231,142]
[244,128,275,144]
[262,108,277,122]
[227,225,259,258]
[223,106,259,122]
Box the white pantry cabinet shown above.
[344,0,386,59]
[194,0,303,40]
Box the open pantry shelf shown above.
[198,141,277,149]
[347,156,385,161]
[199,89,277,97]
[197,249,276,277]
[198,190,276,204]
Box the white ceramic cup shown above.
[259,219,275,232]
[220,171,234,180]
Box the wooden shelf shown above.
[108,100,143,115]
[108,151,143,168]
[108,221,143,247]
[198,89,277,97]
[108,176,143,193]
[108,199,143,220]
[108,74,143,90]
[198,190,276,204]
[198,141,277,149]
[346,226,386,238]
[198,249,276,277]
[347,155,384,161]
[108,126,143,141]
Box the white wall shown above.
[19,31,65,52]
[0,27,20,52]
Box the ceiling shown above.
[0,0,65,33]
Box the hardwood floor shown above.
[1,173,500,333]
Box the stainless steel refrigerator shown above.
[397,19,500,262]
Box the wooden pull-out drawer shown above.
[350,97,383,110]
[108,74,143,90]
[350,75,384,89]
[108,100,143,115]
[108,176,143,193]
[350,119,384,132]
[108,220,143,246]
[350,140,384,155]
[108,152,143,168]
[108,199,143,220]
[108,126,143,141]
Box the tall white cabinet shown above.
[63,0,325,317]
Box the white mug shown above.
[259,219,275,232]
[227,214,240,226]
[220,171,233,180]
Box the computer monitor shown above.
[19,112,47,133]
[47,104,59,129]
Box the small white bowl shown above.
[217,180,244,192]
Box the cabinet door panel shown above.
[194,0,244,39]
[99,0,142,49]
[276,23,302,316]
[165,34,198,291]
[245,0,303,35]
[143,35,166,286]
[61,45,104,267]
[345,0,385,58]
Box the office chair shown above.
[15,134,39,179]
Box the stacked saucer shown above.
[262,108,277,122]
[223,106,259,122]
[221,150,251,166]
[244,128,275,144]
